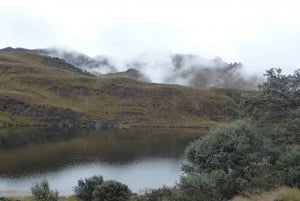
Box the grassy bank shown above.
[2,187,300,201]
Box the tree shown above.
[31,179,59,201]
[177,68,300,201]
[183,120,266,177]
[180,120,274,200]
[74,175,104,201]
[93,180,131,201]
[243,68,300,121]
[275,146,300,187]
[271,108,300,145]
[177,170,248,201]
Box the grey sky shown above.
[1,0,300,74]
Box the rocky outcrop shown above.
[0,97,121,129]
[49,86,91,96]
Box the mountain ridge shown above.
[0,47,260,89]
[0,49,242,129]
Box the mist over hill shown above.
[1,47,261,89]
[0,48,242,128]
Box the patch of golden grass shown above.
[276,187,300,201]
[232,187,300,201]
[0,51,241,127]
[60,195,78,201]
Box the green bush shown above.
[176,68,300,200]
[31,179,59,201]
[137,186,176,201]
[184,120,266,177]
[181,120,280,200]
[177,170,247,201]
[271,109,300,145]
[243,68,300,121]
[93,180,131,201]
[74,175,104,201]
[276,146,300,187]
[0,198,15,201]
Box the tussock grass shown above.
[231,187,300,201]
[0,51,240,127]
[276,187,300,201]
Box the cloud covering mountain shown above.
[35,48,259,89]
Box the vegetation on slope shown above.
[0,50,240,128]
[0,68,299,201]
[175,68,300,201]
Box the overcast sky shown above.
[1,0,300,74]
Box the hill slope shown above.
[0,50,240,128]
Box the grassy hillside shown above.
[0,50,240,128]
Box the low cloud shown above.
[37,48,261,90]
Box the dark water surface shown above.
[0,128,205,195]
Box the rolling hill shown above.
[0,49,241,129]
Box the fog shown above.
[1,0,300,78]
[36,48,259,89]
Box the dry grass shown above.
[232,187,300,201]
[1,195,77,201]
[0,51,241,128]
[276,187,300,201]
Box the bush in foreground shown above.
[74,175,104,201]
[183,120,266,176]
[180,120,277,201]
[93,180,131,201]
[74,175,131,201]
[136,186,176,201]
[177,170,248,201]
[275,146,300,187]
[31,179,59,201]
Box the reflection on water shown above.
[0,159,182,195]
[0,128,205,195]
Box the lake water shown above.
[0,128,205,195]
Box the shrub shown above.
[31,179,59,201]
[183,120,266,178]
[243,68,300,121]
[137,186,176,201]
[74,175,104,201]
[271,109,300,145]
[177,170,247,201]
[0,198,15,201]
[180,120,280,200]
[93,180,131,201]
[275,146,300,187]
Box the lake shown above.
[0,128,206,195]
